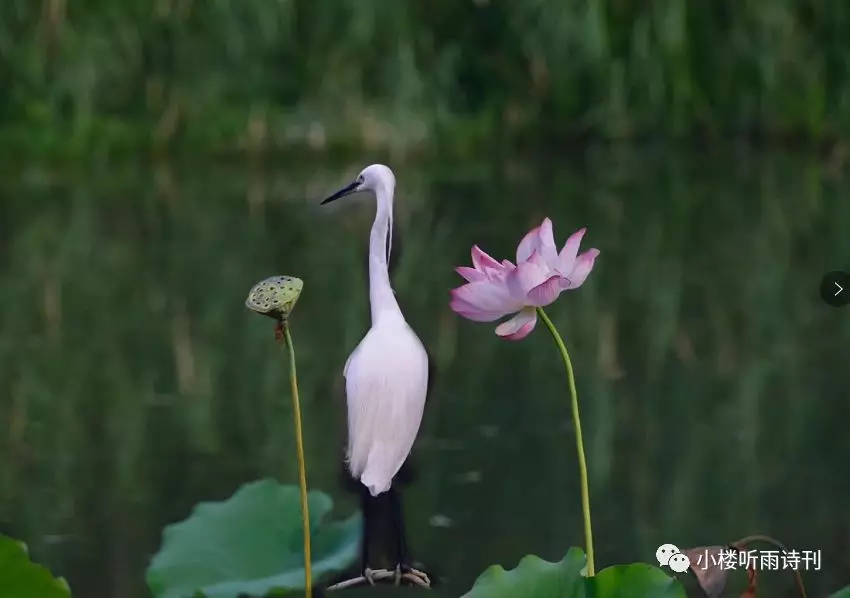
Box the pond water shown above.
[1,148,848,598]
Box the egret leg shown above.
[389,486,409,567]
[389,486,431,588]
[359,485,378,585]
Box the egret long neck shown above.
[369,185,402,324]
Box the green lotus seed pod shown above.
[245,275,304,321]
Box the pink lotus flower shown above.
[450,218,599,340]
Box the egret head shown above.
[321,164,395,205]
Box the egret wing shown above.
[344,325,428,496]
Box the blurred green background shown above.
[4,0,850,157]
[1,2,850,598]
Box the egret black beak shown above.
[321,180,360,205]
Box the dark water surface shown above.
[1,148,848,597]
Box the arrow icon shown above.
[821,271,850,307]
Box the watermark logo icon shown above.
[656,544,691,573]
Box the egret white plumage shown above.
[321,164,431,588]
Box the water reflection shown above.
[1,149,848,597]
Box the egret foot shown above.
[396,564,431,588]
[324,568,395,590]
[363,567,378,586]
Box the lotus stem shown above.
[537,307,595,576]
[283,324,312,597]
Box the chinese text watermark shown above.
[657,544,822,573]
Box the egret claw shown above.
[364,567,377,586]
[325,568,395,590]
[324,567,428,591]
[403,567,431,588]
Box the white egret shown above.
[321,164,431,588]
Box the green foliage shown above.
[830,587,850,598]
[462,548,687,598]
[0,534,72,598]
[587,564,687,597]
[4,0,850,157]
[145,479,361,598]
[461,548,587,597]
